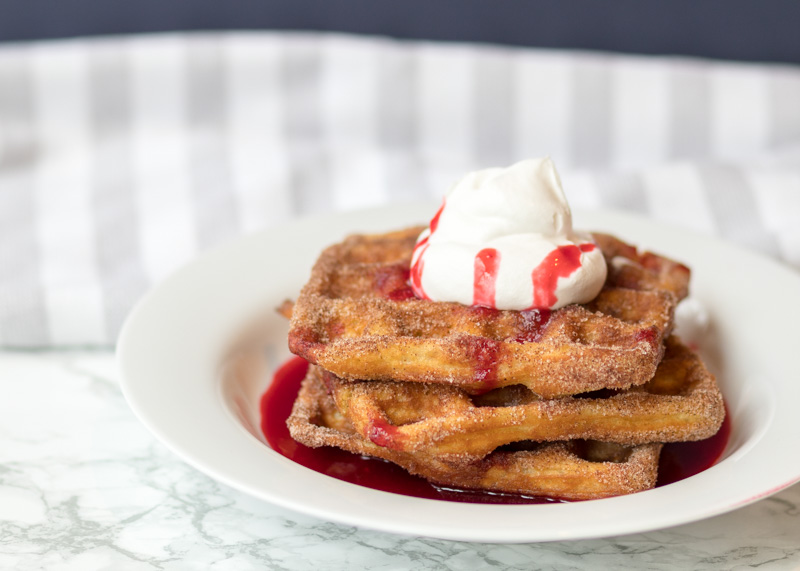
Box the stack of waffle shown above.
[286,227,725,500]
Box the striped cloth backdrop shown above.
[0,32,798,347]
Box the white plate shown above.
[118,204,800,543]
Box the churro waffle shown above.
[321,336,724,459]
[287,366,662,500]
[289,227,690,397]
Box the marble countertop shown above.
[2,351,799,571]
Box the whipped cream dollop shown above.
[410,157,607,310]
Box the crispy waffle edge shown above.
[323,335,725,458]
[287,366,662,501]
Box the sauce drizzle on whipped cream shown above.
[532,243,598,308]
[473,248,501,306]
[409,201,444,300]
[410,158,607,310]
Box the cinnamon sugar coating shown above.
[287,367,662,501]
[288,227,690,397]
[321,336,724,459]
[280,226,728,499]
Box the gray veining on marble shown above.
[1,352,798,571]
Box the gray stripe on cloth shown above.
[0,49,49,346]
[88,43,150,344]
[697,164,779,255]
[473,47,514,168]
[668,65,711,160]
[186,38,240,248]
[592,171,648,213]
[768,71,800,149]
[282,39,330,214]
[377,45,426,199]
[570,57,612,168]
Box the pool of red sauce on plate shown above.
[261,356,731,504]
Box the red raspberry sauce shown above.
[261,356,731,504]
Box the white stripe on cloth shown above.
[559,170,602,209]
[282,36,330,215]
[640,163,717,235]
[31,41,106,346]
[130,36,198,285]
[710,66,770,161]
[226,35,293,232]
[186,37,241,249]
[88,41,150,341]
[417,43,475,194]
[377,40,426,201]
[514,50,572,169]
[321,36,386,211]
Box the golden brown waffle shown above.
[287,366,662,500]
[289,227,690,397]
[322,336,724,459]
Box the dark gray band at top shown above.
[1,0,799,64]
